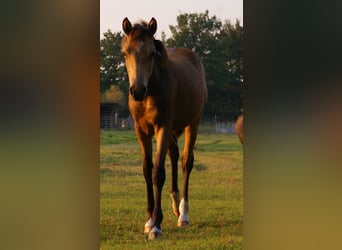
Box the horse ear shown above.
[148,17,157,35]
[122,17,132,34]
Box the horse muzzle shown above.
[129,85,147,101]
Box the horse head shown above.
[121,17,165,101]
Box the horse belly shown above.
[172,90,204,129]
[170,57,206,129]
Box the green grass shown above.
[100,127,243,249]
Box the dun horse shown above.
[235,114,244,144]
[121,17,207,239]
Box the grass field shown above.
[100,127,243,249]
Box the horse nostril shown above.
[129,85,147,101]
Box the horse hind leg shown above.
[170,192,180,217]
[177,152,193,227]
[178,124,198,227]
[168,134,180,217]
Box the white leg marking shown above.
[148,226,163,240]
[144,218,154,234]
[177,198,190,227]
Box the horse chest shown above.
[130,98,163,131]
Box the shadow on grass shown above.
[195,140,222,152]
[194,164,207,171]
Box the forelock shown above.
[129,20,153,40]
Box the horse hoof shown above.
[148,226,163,240]
[144,225,153,234]
[144,218,154,234]
[177,220,190,227]
[177,209,190,227]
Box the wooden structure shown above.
[100,102,118,129]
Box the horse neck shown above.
[149,59,165,87]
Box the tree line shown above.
[100,10,243,121]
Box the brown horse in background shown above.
[235,114,244,144]
[121,17,207,239]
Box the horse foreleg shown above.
[135,126,155,234]
[168,134,180,217]
[149,126,169,240]
[178,124,197,227]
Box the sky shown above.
[100,0,243,40]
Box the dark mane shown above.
[130,20,153,39]
[135,20,148,28]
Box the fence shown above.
[100,114,236,134]
[215,121,236,133]
[100,114,134,130]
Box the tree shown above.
[100,85,124,104]
[100,31,128,115]
[209,19,244,120]
[165,11,243,120]
[166,10,222,57]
